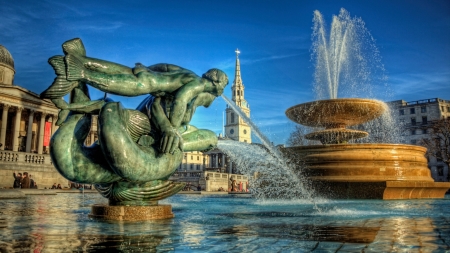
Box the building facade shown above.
[0,44,69,189]
[170,49,252,190]
[224,49,252,143]
[390,98,450,181]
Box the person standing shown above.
[29,174,36,189]
[21,172,30,189]
[13,172,22,188]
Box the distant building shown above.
[389,98,450,181]
[224,48,252,143]
[170,49,251,190]
[207,49,252,175]
[0,44,68,189]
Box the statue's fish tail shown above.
[65,54,85,81]
[62,38,86,56]
[40,56,79,99]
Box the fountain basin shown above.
[285,98,386,128]
[284,143,450,199]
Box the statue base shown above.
[89,204,174,221]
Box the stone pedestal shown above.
[89,204,174,221]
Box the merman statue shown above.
[40,38,228,217]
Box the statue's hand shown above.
[160,127,184,154]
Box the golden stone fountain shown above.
[285,98,450,199]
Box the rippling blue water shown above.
[1,193,449,252]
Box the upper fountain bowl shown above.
[285,98,387,128]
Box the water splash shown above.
[310,8,402,144]
[218,140,313,201]
[220,94,315,202]
[312,8,387,100]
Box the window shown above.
[411,129,416,135]
[437,166,444,176]
[231,113,235,123]
[441,106,445,112]
[197,164,200,170]
[244,129,247,134]
[197,156,199,160]
[411,118,416,125]
[399,109,404,115]
[191,156,193,160]
[436,151,443,162]
[422,129,427,134]
[447,107,450,112]
[420,106,426,113]
[410,108,415,114]
[190,164,193,170]
[422,116,428,124]
[411,139,417,144]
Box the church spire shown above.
[224,48,251,143]
[234,49,243,88]
[232,48,245,104]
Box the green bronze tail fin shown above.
[48,55,66,76]
[65,54,85,81]
[40,56,79,99]
[62,38,86,56]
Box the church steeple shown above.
[232,49,245,107]
[225,49,251,143]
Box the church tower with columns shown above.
[224,49,251,143]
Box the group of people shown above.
[183,182,202,191]
[68,182,93,190]
[50,183,63,189]
[229,179,249,192]
[13,171,37,189]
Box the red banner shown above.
[43,122,52,147]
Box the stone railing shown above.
[0,151,52,165]
[172,171,249,181]
[171,172,203,178]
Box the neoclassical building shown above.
[0,44,67,188]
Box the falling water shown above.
[218,140,313,200]
[220,94,315,201]
[311,8,402,143]
[312,8,387,100]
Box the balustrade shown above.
[0,150,52,165]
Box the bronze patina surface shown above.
[40,38,228,219]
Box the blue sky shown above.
[1,0,449,145]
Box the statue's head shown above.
[202,69,229,96]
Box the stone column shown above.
[37,112,47,154]
[26,109,35,153]
[0,104,10,150]
[90,131,95,145]
[51,115,58,135]
[12,107,23,152]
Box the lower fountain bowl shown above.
[283,143,450,199]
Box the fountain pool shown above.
[1,193,449,252]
